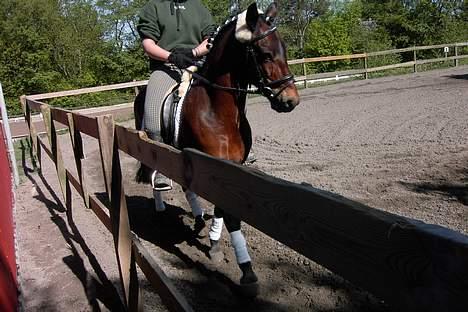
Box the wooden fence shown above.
[289,41,468,85]
[21,42,468,311]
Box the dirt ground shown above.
[14,66,468,311]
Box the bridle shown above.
[187,19,295,99]
[246,25,295,99]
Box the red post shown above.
[0,126,17,311]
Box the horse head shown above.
[236,2,300,112]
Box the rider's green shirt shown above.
[137,0,215,70]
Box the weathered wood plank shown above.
[416,55,464,65]
[366,61,415,73]
[73,113,99,139]
[97,116,138,309]
[88,195,112,232]
[97,115,115,197]
[288,53,366,65]
[41,105,68,204]
[51,107,71,126]
[23,98,41,165]
[27,80,149,100]
[67,113,89,208]
[114,126,186,187]
[132,236,193,312]
[367,47,417,57]
[37,136,53,159]
[25,98,45,112]
[182,148,468,312]
[66,170,84,198]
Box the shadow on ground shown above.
[108,193,286,310]
[400,180,468,206]
[19,140,125,311]
[446,73,468,80]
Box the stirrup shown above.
[151,171,173,192]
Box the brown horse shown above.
[135,2,299,295]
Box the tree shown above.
[277,0,331,58]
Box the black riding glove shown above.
[168,48,195,69]
[174,47,194,58]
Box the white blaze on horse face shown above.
[235,9,263,43]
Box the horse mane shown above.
[200,8,267,77]
[199,17,238,76]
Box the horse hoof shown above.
[239,261,259,297]
[154,201,166,212]
[239,281,259,298]
[153,189,166,212]
[209,239,224,263]
[209,249,224,263]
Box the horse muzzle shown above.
[270,87,300,113]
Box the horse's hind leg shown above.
[212,207,258,295]
[184,190,205,233]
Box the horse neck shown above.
[203,25,250,95]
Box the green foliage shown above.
[306,14,353,72]
[0,0,467,117]
[202,0,230,24]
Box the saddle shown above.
[160,66,195,148]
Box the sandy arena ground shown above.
[15,66,468,311]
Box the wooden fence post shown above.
[454,45,459,67]
[21,97,41,169]
[302,59,307,88]
[364,53,369,79]
[96,115,140,311]
[40,105,68,204]
[413,47,417,73]
[67,113,89,208]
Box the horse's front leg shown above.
[211,206,258,295]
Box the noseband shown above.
[247,26,295,99]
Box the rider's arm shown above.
[143,37,209,61]
[142,38,171,62]
[192,38,211,57]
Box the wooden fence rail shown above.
[20,40,468,311]
[21,94,468,311]
[289,41,468,84]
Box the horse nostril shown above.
[286,99,295,109]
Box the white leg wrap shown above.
[185,190,204,217]
[153,189,166,212]
[209,217,224,241]
[230,230,251,264]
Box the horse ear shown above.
[265,2,278,20]
[246,2,259,31]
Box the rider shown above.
[137,0,215,191]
